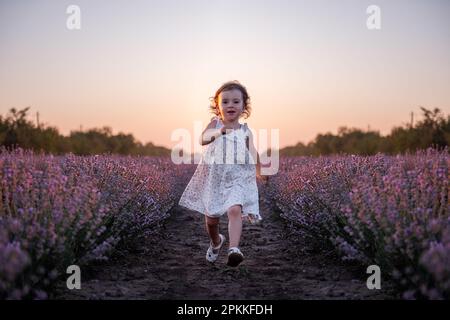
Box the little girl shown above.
[178,80,267,267]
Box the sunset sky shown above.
[1,0,449,151]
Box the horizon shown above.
[0,105,444,152]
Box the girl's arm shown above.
[256,153,269,182]
[246,130,268,182]
[199,118,225,146]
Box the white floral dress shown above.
[178,116,261,222]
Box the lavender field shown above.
[0,147,448,299]
[264,148,449,299]
[0,147,192,299]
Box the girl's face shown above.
[217,89,244,122]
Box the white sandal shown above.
[206,234,226,263]
[227,247,244,267]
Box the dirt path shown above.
[52,200,397,300]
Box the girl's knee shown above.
[227,205,242,218]
[205,214,219,226]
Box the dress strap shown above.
[242,123,250,138]
[213,116,223,129]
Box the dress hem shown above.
[178,202,261,221]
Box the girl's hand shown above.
[257,174,269,183]
[220,122,239,135]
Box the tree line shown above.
[0,107,170,156]
[0,106,448,156]
[279,107,449,156]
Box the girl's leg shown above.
[205,214,221,250]
[227,205,243,248]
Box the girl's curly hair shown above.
[209,80,252,120]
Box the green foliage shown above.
[0,107,170,156]
[279,107,450,156]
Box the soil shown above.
[51,200,398,300]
